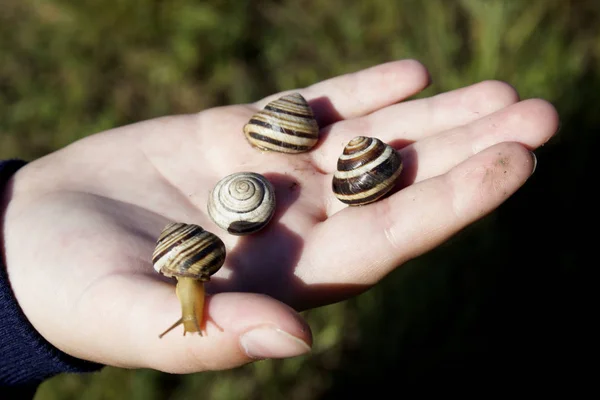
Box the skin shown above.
[1,60,558,374]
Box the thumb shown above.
[141,292,312,373]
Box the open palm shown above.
[3,61,557,373]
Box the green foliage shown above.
[3,0,596,160]
[1,0,597,398]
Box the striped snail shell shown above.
[152,222,226,280]
[152,222,226,338]
[332,136,403,206]
[243,92,319,153]
[207,172,276,235]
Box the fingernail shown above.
[530,151,537,176]
[240,327,311,359]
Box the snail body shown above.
[208,172,276,235]
[332,136,403,206]
[152,222,226,338]
[243,92,319,153]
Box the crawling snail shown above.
[243,92,319,153]
[332,136,403,206]
[208,172,276,235]
[152,222,226,338]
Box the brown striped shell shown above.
[152,223,226,281]
[332,136,403,206]
[208,172,276,235]
[243,93,319,153]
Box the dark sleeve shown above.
[0,160,103,396]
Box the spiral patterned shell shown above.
[208,172,276,235]
[332,136,403,206]
[152,223,226,281]
[243,93,319,153]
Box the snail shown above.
[152,222,226,338]
[243,92,319,153]
[208,172,276,235]
[332,136,403,206]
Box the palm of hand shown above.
[2,61,556,372]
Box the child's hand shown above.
[2,60,556,373]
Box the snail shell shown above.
[243,92,319,153]
[332,136,403,206]
[152,222,226,280]
[208,172,276,235]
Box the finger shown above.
[323,98,557,214]
[312,80,520,170]
[146,291,312,373]
[253,60,431,126]
[308,142,536,285]
[363,80,520,141]
[73,282,312,372]
[317,97,555,183]
[396,99,557,187]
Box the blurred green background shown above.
[1,0,596,398]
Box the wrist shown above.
[0,160,103,386]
